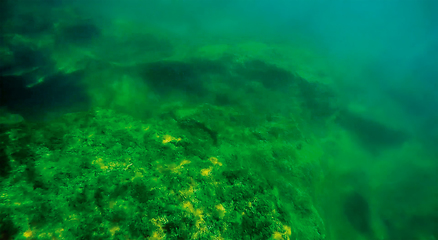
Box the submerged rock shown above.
[0,112,24,125]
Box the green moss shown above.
[0,106,324,239]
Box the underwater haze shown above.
[1,0,437,239]
[76,0,438,134]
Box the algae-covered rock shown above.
[0,108,325,240]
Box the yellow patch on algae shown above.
[201,167,212,176]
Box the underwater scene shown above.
[0,0,437,239]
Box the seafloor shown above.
[1,2,437,240]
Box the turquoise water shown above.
[0,1,437,239]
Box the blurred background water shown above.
[1,0,437,239]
